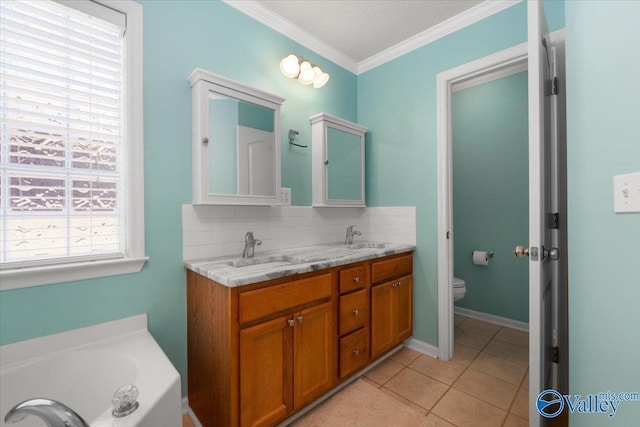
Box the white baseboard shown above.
[403,337,439,358]
[182,397,204,427]
[187,407,203,427]
[454,306,529,332]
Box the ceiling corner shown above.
[222,0,359,74]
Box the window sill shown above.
[0,256,149,291]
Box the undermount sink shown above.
[225,255,294,268]
[347,242,387,250]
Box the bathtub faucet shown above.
[4,398,90,427]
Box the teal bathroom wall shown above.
[452,71,529,322]
[0,0,357,396]
[238,102,275,132]
[358,0,564,345]
[566,1,640,425]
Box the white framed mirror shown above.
[310,113,368,207]
[188,68,285,205]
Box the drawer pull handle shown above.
[287,319,294,327]
[297,316,304,323]
[353,276,360,283]
[353,309,359,316]
[353,349,360,356]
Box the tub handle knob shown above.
[112,384,140,418]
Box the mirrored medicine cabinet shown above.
[310,113,368,207]
[188,68,285,205]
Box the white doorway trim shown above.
[436,30,566,361]
[436,41,528,361]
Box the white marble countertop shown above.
[184,241,415,287]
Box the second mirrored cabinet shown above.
[310,113,368,207]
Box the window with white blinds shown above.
[0,0,142,275]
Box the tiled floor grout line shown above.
[387,320,503,425]
[352,317,531,427]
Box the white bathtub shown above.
[0,315,182,427]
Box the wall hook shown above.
[288,129,307,148]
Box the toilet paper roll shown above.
[473,250,490,266]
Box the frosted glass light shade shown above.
[298,61,315,84]
[312,66,330,88]
[280,54,300,78]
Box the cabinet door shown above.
[394,275,413,343]
[293,301,334,409]
[240,315,292,427]
[371,282,394,359]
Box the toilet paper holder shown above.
[471,251,494,257]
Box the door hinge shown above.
[446,231,450,239]
[552,346,559,363]
[549,212,559,229]
[552,76,559,95]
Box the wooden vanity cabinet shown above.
[187,251,413,427]
[239,300,334,427]
[370,254,413,360]
[187,270,335,427]
[337,263,370,378]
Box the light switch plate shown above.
[613,172,640,213]
[280,187,291,206]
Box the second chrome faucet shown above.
[345,225,361,245]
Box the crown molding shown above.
[224,0,526,75]
[357,0,523,74]
[222,0,358,73]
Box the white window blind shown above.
[0,0,127,267]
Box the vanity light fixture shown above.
[279,54,330,88]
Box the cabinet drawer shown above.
[339,328,369,378]
[239,273,332,324]
[371,254,412,283]
[339,289,368,336]
[339,264,368,294]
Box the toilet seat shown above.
[453,277,466,302]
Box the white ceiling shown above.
[256,0,484,62]
[225,0,520,73]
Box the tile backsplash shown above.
[182,205,416,261]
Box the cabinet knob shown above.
[287,319,294,327]
[353,349,359,356]
[353,276,359,283]
[297,316,304,323]
[353,309,359,316]
[202,137,209,145]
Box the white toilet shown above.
[453,277,467,302]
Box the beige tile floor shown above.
[182,315,529,427]
[358,315,529,427]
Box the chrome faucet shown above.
[345,225,362,245]
[4,398,90,427]
[242,231,262,258]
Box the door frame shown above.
[436,31,565,361]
